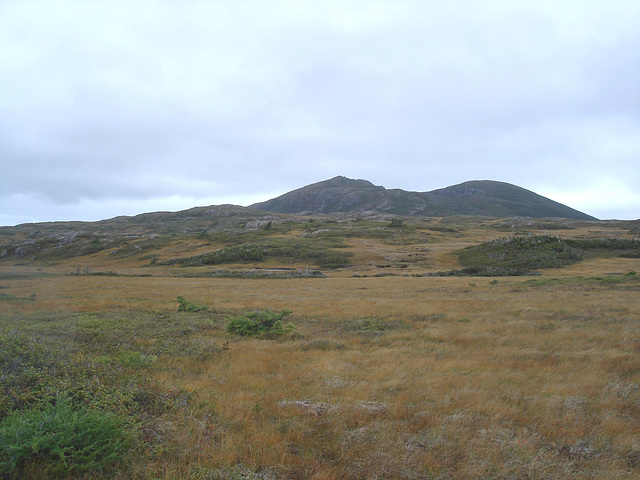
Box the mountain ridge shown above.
[250,176,597,220]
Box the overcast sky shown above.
[1,0,639,226]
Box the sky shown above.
[1,0,639,226]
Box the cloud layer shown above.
[1,0,639,225]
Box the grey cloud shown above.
[1,0,639,224]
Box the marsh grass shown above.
[1,283,639,479]
[1,219,639,478]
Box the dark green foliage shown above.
[565,238,640,259]
[227,309,295,337]
[313,250,352,268]
[170,238,352,269]
[439,235,640,277]
[565,238,640,250]
[188,244,268,264]
[457,235,582,276]
[0,396,133,475]
[177,296,209,312]
[389,219,404,228]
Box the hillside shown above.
[250,176,597,220]
[2,177,631,277]
[1,189,638,480]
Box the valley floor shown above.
[1,268,639,479]
[1,216,639,478]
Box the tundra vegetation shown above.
[0,212,639,479]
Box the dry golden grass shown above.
[2,271,640,478]
[1,219,639,479]
[135,288,639,479]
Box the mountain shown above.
[250,176,597,220]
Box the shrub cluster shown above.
[169,239,352,269]
[565,237,640,250]
[0,396,133,475]
[177,296,209,312]
[457,235,582,276]
[227,309,295,337]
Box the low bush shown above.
[227,309,295,337]
[457,235,582,275]
[177,296,209,312]
[0,396,134,476]
[167,238,352,269]
[565,238,640,250]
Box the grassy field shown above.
[1,215,639,479]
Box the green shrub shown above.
[168,238,352,269]
[177,296,209,312]
[227,309,295,337]
[565,238,640,250]
[0,396,134,475]
[457,235,582,276]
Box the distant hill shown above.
[250,176,597,220]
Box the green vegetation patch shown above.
[0,395,134,475]
[456,235,583,276]
[227,309,295,338]
[168,238,352,269]
[0,309,238,476]
[0,311,225,418]
[565,238,640,250]
[0,292,36,302]
[453,236,640,277]
[566,238,640,259]
[177,296,209,312]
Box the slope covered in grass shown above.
[457,235,583,276]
